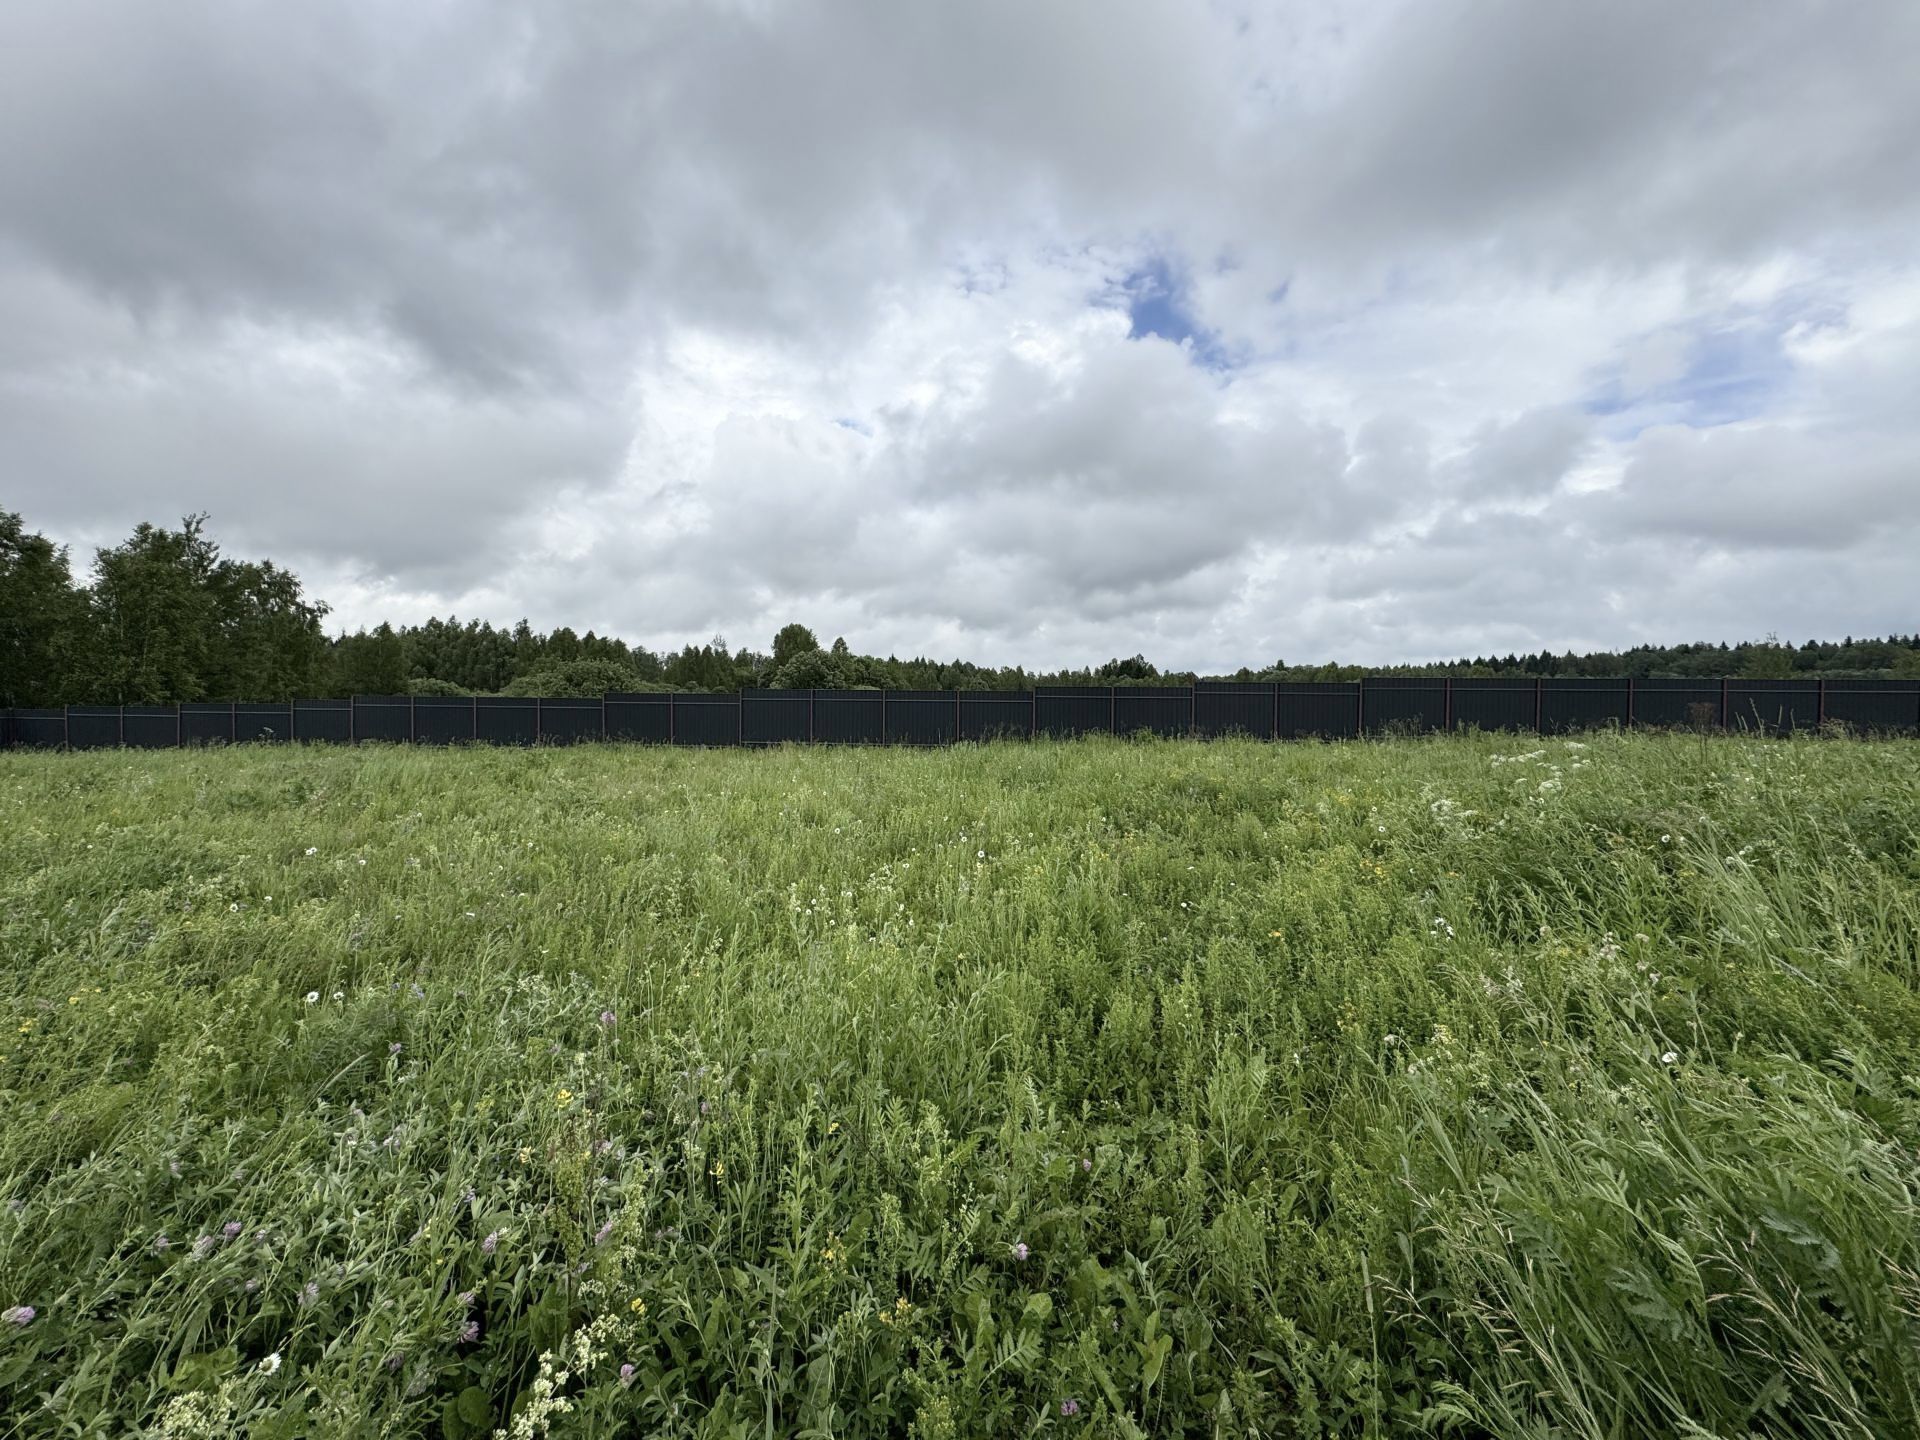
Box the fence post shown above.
[1443,677,1452,733]
[1625,676,1634,730]
[737,693,743,747]
[409,694,416,744]
[349,695,357,744]
[1816,677,1826,729]
[954,690,960,746]
[809,689,816,744]
[118,705,125,747]
[535,696,542,744]
[663,694,670,745]
[63,705,70,749]
[229,700,236,744]
[1109,686,1116,736]
[600,694,607,743]
[176,704,183,747]
[472,694,479,743]
[1272,684,1279,741]
[1030,689,1036,738]
[1354,678,1364,738]
[1189,686,1196,737]
[880,689,887,746]
[1534,677,1544,734]
[1720,677,1729,730]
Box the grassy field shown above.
[2,733,1918,1439]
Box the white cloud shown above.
[3,1,1917,669]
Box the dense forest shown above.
[5,509,1918,706]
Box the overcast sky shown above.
[4,2,1918,670]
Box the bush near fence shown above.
[5,678,1918,749]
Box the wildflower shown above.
[1660,834,1671,844]
[458,1320,480,1344]
[977,849,985,859]
[244,1278,260,1293]
[1011,1241,1029,1261]
[710,1160,726,1179]
[630,1298,646,1315]
[828,1121,840,1136]
[458,1290,476,1308]
[305,847,317,856]
[1081,1157,1092,1172]
[304,992,319,1005]
[593,1220,615,1246]
[554,1089,574,1108]
[599,1010,616,1028]
[389,1042,402,1056]
[385,1350,405,1372]
[1661,1050,1679,1065]
[1061,1398,1081,1417]
[3,1306,34,1326]
[619,1363,636,1389]
[482,1230,501,1255]
[259,1351,282,1375]
[332,990,344,1002]
[699,1100,711,1115]
[222,1221,242,1240]
[298,1280,320,1307]
[192,1235,218,1260]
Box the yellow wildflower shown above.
[630,1298,646,1315]
[710,1159,726,1178]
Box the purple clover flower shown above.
[619,1362,636,1388]
[593,1220,615,1246]
[153,1234,170,1254]
[223,1221,243,1240]
[389,1042,403,1056]
[1060,1398,1081,1417]
[2,1306,33,1326]
[482,1229,501,1255]
[599,1010,616,1028]
[299,1280,320,1307]
[384,1350,404,1372]
[458,1320,480,1344]
[1011,1241,1029,1262]
[458,1290,476,1308]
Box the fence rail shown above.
[5,678,1918,751]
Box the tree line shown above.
[5,509,1918,707]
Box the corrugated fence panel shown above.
[1823,682,1919,732]
[67,706,121,748]
[1114,687,1193,738]
[475,697,538,745]
[1276,683,1360,739]
[295,699,353,743]
[1195,683,1275,739]
[1360,678,1445,734]
[605,694,672,744]
[353,696,413,743]
[1448,679,1537,733]
[743,690,811,745]
[236,703,294,742]
[413,697,476,745]
[1036,687,1113,738]
[959,691,1032,741]
[12,708,67,746]
[813,690,883,744]
[669,694,740,746]
[531,698,603,744]
[122,706,179,748]
[1727,680,1822,735]
[1541,679,1630,733]
[885,690,957,746]
[180,703,234,744]
[1632,679,1724,729]
[10,681,1919,752]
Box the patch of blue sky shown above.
[1585,317,1797,440]
[1110,254,1236,372]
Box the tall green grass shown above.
[1,733,1917,1437]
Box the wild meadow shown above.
[1,731,1918,1439]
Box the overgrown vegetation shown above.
[8,508,1920,706]
[3,732,1918,1436]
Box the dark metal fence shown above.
[4,678,1917,751]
